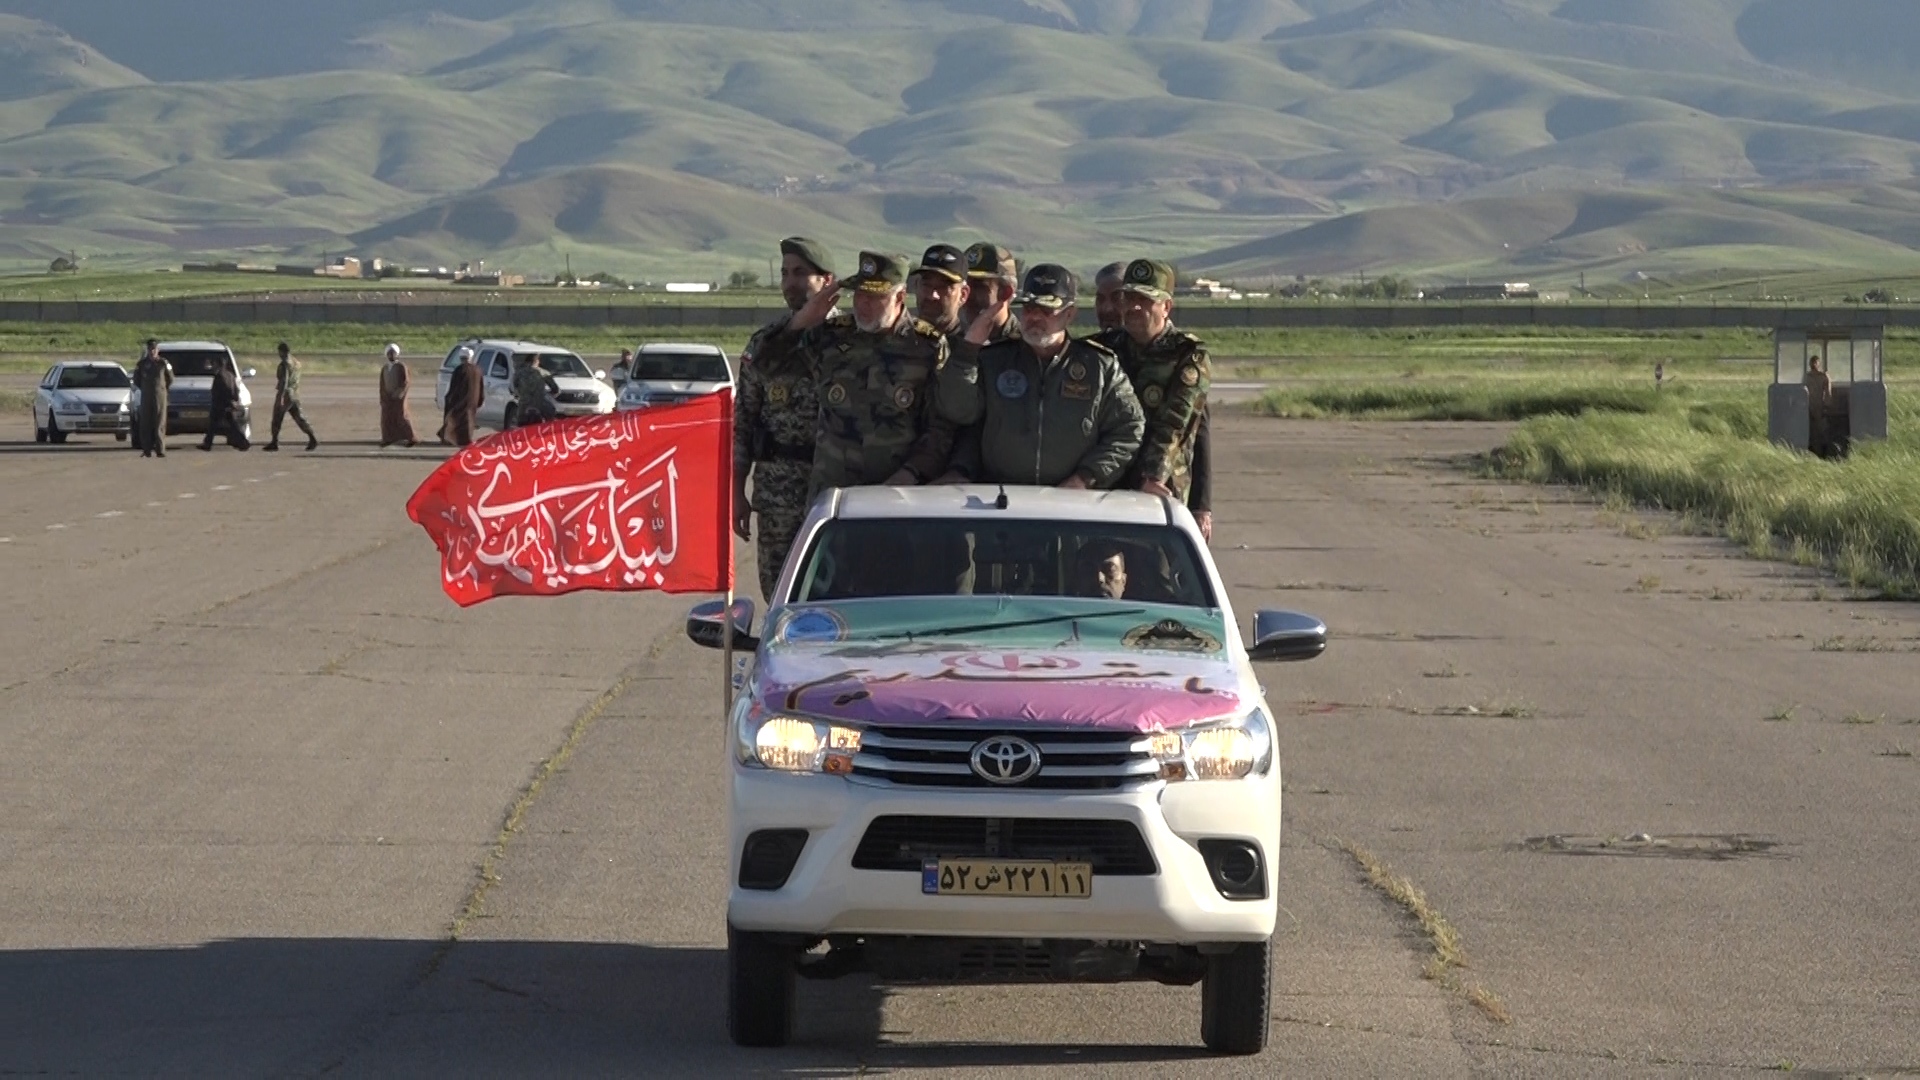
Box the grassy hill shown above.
[3,0,1920,285]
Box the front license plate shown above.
[176,410,206,421]
[922,859,1092,899]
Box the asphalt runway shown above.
[2,375,1916,1076]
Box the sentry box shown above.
[1768,323,1887,459]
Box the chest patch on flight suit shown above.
[1067,360,1087,381]
[892,385,915,409]
[827,382,849,406]
[1141,384,1165,409]
[1060,380,1094,400]
[996,370,1029,399]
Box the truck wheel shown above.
[1200,938,1271,1055]
[727,925,796,1048]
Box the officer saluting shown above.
[941,263,1143,489]
[766,251,957,496]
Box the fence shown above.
[0,299,1909,330]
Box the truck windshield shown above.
[792,518,1215,608]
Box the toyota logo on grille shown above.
[970,736,1042,785]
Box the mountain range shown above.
[4,0,1920,285]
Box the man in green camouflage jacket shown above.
[733,236,833,602]
[1101,258,1212,512]
[960,242,1022,346]
[763,251,957,497]
[509,353,559,427]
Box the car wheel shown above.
[47,412,68,444]
[727,925,796,1048]
[502,403,519,430]
[35,409,48,444]
[1200,938,1271,1055]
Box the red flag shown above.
[407,393,734,606]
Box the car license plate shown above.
[176,410,206,421]
[922,859,1092,899]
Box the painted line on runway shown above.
[213,484,233,492]
[96,511,124,519]
[177,492,197,499]
[47,523,69,531]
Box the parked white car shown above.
[128,341,256,445]
[615,343,733,412]
[34,360,132,443]
[434,339,614,431]
[686,486,1326,1054]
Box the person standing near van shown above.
[377,343,416,447]
[133,338,172,458]
[200,356,251,452]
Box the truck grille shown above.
[556,389,599,404]
[87,403,121,414]
[852,816,1157,875]
[171,389,210,406]
[852,726,1159,790]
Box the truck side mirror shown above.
[1248,610,1327,663]
[688,598,758,651]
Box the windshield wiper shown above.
[875,608,1148,641]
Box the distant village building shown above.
[1178,278,1242,300]
[1424,282,1539,301]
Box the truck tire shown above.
[1200,938,1271,1055]
[727,925,796,1048]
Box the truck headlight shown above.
[1150,709,1273,782]
[737,712,862,774]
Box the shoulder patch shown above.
[824,312,855,329]
[1180,364,1201,386]
[908,318,941,339]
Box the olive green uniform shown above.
[133,354,172,456]
[270,355,317,447]
[510,361,558,426]
[949,336,1144,488]
[734,314,821,601]
[1103,324,1211,502]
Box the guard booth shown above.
[1769,325,1887,458]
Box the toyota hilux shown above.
[686,486,1327,1055]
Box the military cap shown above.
[145,337,159,348]
[1094,261,1128,289]
[778,236,834,277]
[841,250,910,294]
[1120,258,1175,302]
[1017,263,1078,311]
[964,242,1018,283]
[916,243,967,284]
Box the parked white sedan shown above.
[34,361,132,444]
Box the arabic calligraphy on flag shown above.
[406,394,733,606]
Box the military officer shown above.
[960,242,1021,345]
[1103,259,1212,527]
[734,236,833,602]
[774,250,956,496]
[941,264,1143,489]
[509,352,559,427]
[265,341,319,452]
[1097,259,1215,540]
[913,243,971,346]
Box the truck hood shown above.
[754,597,1243,733]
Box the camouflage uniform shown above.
[510,360,558,426]
[269,351,317,449]
[734,314,821,602]
[797,312,954,496]
[1106,323,1210,501]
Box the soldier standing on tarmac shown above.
[733,236,834,602]
[509,352,559,428]
[265,342,319,452]
[1103,259,1212,537]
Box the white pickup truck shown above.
[687,486,1326,1055]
